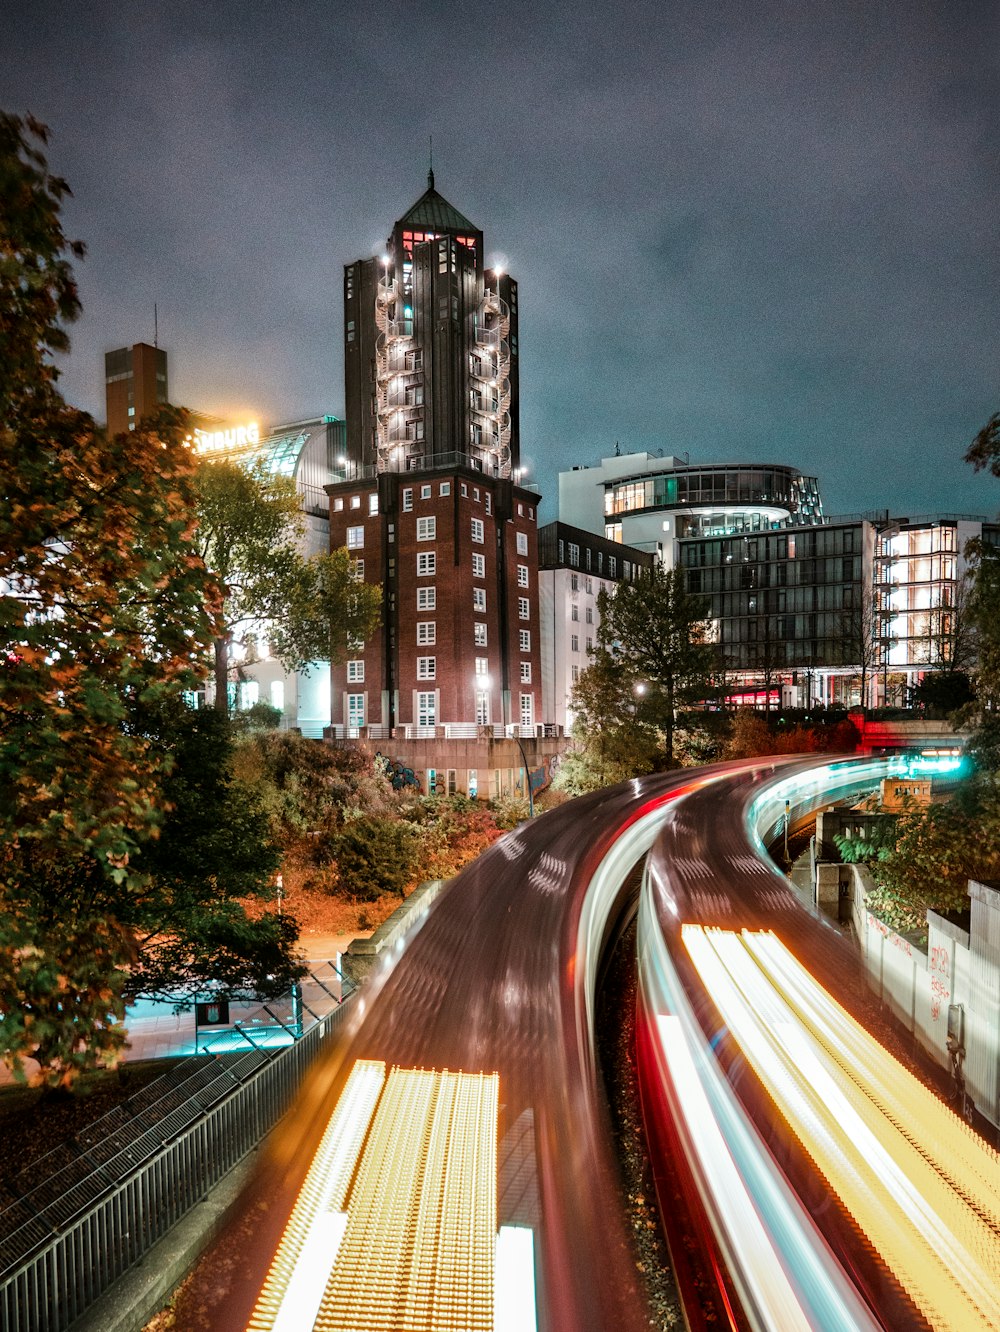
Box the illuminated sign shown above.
[192,421,260,454]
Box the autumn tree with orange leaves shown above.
[0,114,295,1086]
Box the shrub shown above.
[329,816,420,900]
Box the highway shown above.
[204,754,1000,1332]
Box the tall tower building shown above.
[104,342,168,434]
[329,176,542,756]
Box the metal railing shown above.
[0,970,355,1332]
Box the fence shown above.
[0,977,355,1332]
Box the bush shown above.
[329,816,420,900]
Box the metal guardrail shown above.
[0,970,355,1332]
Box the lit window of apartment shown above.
[474,622,487,646]
[347,694,365,727]
[334,497,344,512]
[475,656,489,676]
[402,488,413,512]
[472,552,486,578]
[346,526,364,549]
[417,657,436,680]
[520,692,534,726]
[471,517,484,544]
[351,495,361,509]
[350,558,364,581]
[417,691,436,726]
[417,621,436,645]
[417,586,436,610]
[517,503,524,516]
[519,629,530,651]
[517,564,529,587]
[520,661,531,683]
[518,597,530,620]
[417,516,436,541]
[417,552,436,577]
[368,493,379,515]
[516,531,528,556]
[347,660,364,682]
[473,587,487,612]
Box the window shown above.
[471,517,484,544]
[517,531,528,556]
[417,621,436,645]
[571,605,579,621]
[468,768,479,797]
[585,548,592,571]
[347,660,364,682]
[402,488,413,512]
[369,493,379,515]
[520,661,532,683]
[350,558,364,582]
[571,634,579,652]
[417,552,436,577]
[346,526,363,549]
[519,629,530,651]
[485,493,492,515]
[475,690,489,725]
[421,484,431,499]
[517,503,524,516]
[570,573,579,592]
[568,542,580,567]
[517,564,529,587]
[474,622,487,646]
[475,656,489,677]
[586,636,593,652]
[270,680,285,711]
[417,516,436,541]
[347,694,365,727]
[520,693,534,727]
[571,665,580,684]
[417,586,436,610]
[474,488,480,502]
[351,495,361,509]
[347,634,364,651]
[518,597,530,620]
[472,552,486,578]
[585,606,593,624]
[473,587,487,612]
[417,657,436,680]
[439,481,451,496]
[447,769,457,796]
[417,691,436,726]
[461,482,468,497]
[585,577,593,594]
[609,556,617,578]
[334,497,344,511]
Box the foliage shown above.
[832,817,899,868]
[398,795,506,879]
[724,709,773,759]
[234,700,283,730]
[555,648,661,793]
[589,565,716,767]
[0,115,224,1085]
[910,670,974,719]
[863,779,1000,932]
[330,815,420,900]
[723,709,859,759]
[194,459,381,710]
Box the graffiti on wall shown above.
[374,752,419,791]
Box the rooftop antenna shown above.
[428,134,434,190]
[153,302,158,348]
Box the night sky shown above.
[6,1,1000,522]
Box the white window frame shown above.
[516,531,528,556]
[346,526,364,550]
[347,693,365,727]
[520,692,534,727]
[519,629,530,651]
[402,488,413,512]
[517,564,529,587]
[473,587,487,612]
[347,659,364,682]
[475,656,489,677]
[474,622,487,646]
[417,586,436,611]
[518,597,530,620]
[416,656,436,681]
[417,691,436,726]
[520,661,531,683]
[416,621,436,645]
[417,515,436,541]
[472,552,486,578]
[417,551,436,577]
[471,517,484,544]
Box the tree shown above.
[835,581,880,709]
[586,565,715,767]
[194,459,381,711]
[556,648,662,793]
[0,114,222,1084]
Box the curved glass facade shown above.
[604,465,823,526]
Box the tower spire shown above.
[428,134,434,191]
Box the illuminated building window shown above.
[347,694,364,727]
[520,661,531,683]
[517,564,529,587]
[417,657,436,681]
[346,526,364,549]
[475,657,489,676]
[417,691,436,726]
[517,532,528,556]
[473,587,487,612]
[472,553,485,578]
[368,493,379,515]
[474,622,487,646]
[334,498,344,512]
[519,630,530,651]
[402,488,412,511]
[351,495,360,509]
[520,692,534,726]
[347,660,364,682]
[350,559,364,582]
[518,597,530,620]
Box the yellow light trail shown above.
[248,1061,500,1332]
[683,926,1000,1332]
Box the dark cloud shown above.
[4,0,1000,519]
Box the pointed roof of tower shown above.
[397,172,479,234]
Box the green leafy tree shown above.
[555,648,662,793]
[585,565,715,768]
[0,114,222,1085]
[194,459,381,711]
[330,815,420,901]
